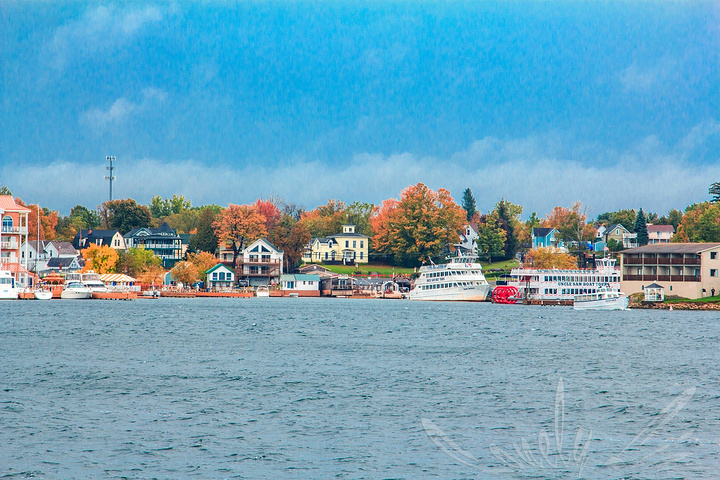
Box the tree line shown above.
[2,181,720,270]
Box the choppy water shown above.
[1,298,718,479]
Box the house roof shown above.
[532,227,555,237]
[622,243,720,255]
[645,283,665,289]
[647,225,675,233]
[606,223,629,234]
[48,241,78,256]
[0,195,31,213]
[243,237,283,254]
[206,263,234,274]
[328,232,369,239]
[281,274,320,282]
[47,257,79,268]
[26,240,50,252]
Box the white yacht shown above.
[573,286,629,311]
[79,271,108,293]
[255,285,270,297]
[409,253,491,301]
[0,270,19,300]
[60,281,93,299]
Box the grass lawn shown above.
[317,263,415,276]
[307,259,519,278]
[664,296,720,304]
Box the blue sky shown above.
[2,1,719,217]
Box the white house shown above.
[238,238,284,287]
[20,240,50,274]
[280,273,321,296]
[648,225,675,244]
[455,223,479,255]
[206,263,235,290]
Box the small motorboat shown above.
[255,285,270,297]
[60,281,93,299]
[34,288,53,300]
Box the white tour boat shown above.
[573,286,629,311]
[0,270,19,300]
[60,281,93,299]
[508,257,622,303]
[409,253,491,301]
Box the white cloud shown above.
[49,5,164,70]
[618,56,678,93]
[2,127,716,217]
[82,87,167,129]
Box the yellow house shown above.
[302,225,369,264]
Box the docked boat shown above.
[80,271,109,293]
[0,270,19,300]
[508,257,622,303]
[255,285,270,297]
[34,288,53,300]
[60,281,93,299]
[573,286,629,310]
[409,253,491,301]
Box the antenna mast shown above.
[105,155,116,201]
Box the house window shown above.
[360,252,363,260]
[360,241,364,248]
[2,216,12,232]
[219,272,225,281]
[345,240,349,248]
[711,269,718,277]
[353,240,356,248]
[213,273,218,280]
[324,252,328,260]
[712,252,718,260]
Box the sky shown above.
[2,1,720,218]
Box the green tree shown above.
[117,246,162,277]
[461,188,477,221]
[596,209,636,231]
[667,209,683,231]
[634,208,649,246]
[100,199,153,233]
[0,186,12,195]
[190,207,219,253]
[475,212,506,264]
[606,238,623,252]
[344,201,375,236]
[674,202,720,242]
[710,182,720,203]
[494,199,523,259]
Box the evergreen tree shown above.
[461,188,477,221]
[634,208,649,246]
[190,207,219,253]
[709,182,720,203]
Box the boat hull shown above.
[34,290,53,300]
[409,284,491,302]
[61,289,93,299]
[573,296,629,311]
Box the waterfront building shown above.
[124,222,182,268]
[302,224,369,264]
[205,263,235,290]
[647,224,675,244]
[0,195,31,286]
[221,238,284,287]
[280,274,321,295]
[21,240,50,274]
[620,243,720,299]
[73,229,127,251]
[531,227,563,250]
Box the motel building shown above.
[620,243,720,299]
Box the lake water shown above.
[1,298,718,479]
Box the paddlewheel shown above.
[492,285,519,304]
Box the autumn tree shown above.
[24,204,59,241]
[634,208,649,246]
[299,199,347,238]
[187,251,219,283]
[253,199,282,234]
[100,199,152,233]
[543,202,594,247]
[117,246,162,277]
[81,244,119,274]
[268,214,311,270]
[524,247,578,269]
[213,204,267,269]
[475,212,506,264]
[674,202,720,242]
[371,183,465,266]
[461,188,477,221]
[190,207,220,253]
[170,260,199,286]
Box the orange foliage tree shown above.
[212,204,267,269]
[253,199,282,234]
[268,215,311,270]
[188,251,220,283]
[371,183,465,265]
[298,200,347,238]
[170,260,199,286]
[524,247,578,269]
[15,199,58,241]
[81,244,119,274]
[673,202,720,242]
[542,202,594,247]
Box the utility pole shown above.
[105,155,116,201]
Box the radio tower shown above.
[105,155,116,201]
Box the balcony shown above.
[1,226,28,234]
[624,257,642,264]
[1,242,18,249]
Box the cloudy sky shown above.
[2,2,719,217]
